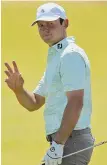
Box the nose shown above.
[41,24,50,32]
[44,27,50,33]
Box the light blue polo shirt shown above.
[33,36,92,135]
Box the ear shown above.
[64,19,69,28]
[63,19,69,28]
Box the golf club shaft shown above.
[41,140,107,165]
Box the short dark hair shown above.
[59,18,64,25]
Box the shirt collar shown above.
[51,36,75,53]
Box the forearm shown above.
[14,88,38,111]
[54,100,83,144]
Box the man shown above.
[4,2,94,165]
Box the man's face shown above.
[37,19,67,46]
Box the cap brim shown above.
[31,15,60,26]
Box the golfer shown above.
[4,2,94,165]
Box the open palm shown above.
[4,61,24,93]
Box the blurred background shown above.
[1,1,107,165]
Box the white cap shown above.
[31,3,67,26]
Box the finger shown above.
[4,71,11,77]
[41,162,45,165]
[12,61,19,73]
[19,73,22,78]
[58,158,62,164]
[5,63,13,73]
[5,79,12,88]
[5,78,10,84]
[51,159,55,165]
[5,78,8,82]
[48,159,53,165]
[41,156,45,162]
[53,159,57,165]
[44,156,49,165]
[45,160,49,165]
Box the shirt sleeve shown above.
[33,72,46,97]
[60,52,86,92]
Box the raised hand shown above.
[4,61,24,93]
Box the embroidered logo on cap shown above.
[41,9,45,13]
[57,43,62,49]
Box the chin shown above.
[43,38,54,44]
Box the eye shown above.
[48,22,53,26]
[39,24,43,27]
[38,23,44,28]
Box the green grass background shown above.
[1,1,107,165]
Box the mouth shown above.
[43,33,52,40]
[44,33,51,37]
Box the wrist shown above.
[54,132,66,145]
[52,141,64,149]
[14,87,24,95]
[54,139,65,145]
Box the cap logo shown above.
[57,43,62,49]
[41,9,45,13]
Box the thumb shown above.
[19,73,22,77]
[19,73,24,82]
[41,154,46,163]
